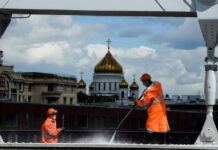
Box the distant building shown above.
[77,39,139,104]
[0,59,77,105]
[172,95,181,102]
[77,72,86,94]
[172,95,202,104]
[181,95,201,103]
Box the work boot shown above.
[148,133,164,144]
[148,133,158,144]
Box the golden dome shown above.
[130,81,139,90]
[120,79,128,88]
[89,82,94,90]
[78,79,86,88]
[94,51,123,73]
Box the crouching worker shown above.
[135,73,170,144]
[41,108,64,143]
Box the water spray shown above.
[109,91,145,143]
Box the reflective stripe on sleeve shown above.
[153,95,164,102]
[151,99,165,105]
[141,100,148,106]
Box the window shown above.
[12,82,17,89]
[28,96,31,103]
[19,83,22,91]
[78,116,88,128]
[114,82,117,90]
[121,91,124,99]
[64,97,67,104]
[110,117,118,129]
[63,85,67,92]
[71,86,74,92]
[28,84,31,92]
[48,84,54,91]
[18,95,21,102]
[70,98,73,105]
[103,83,106,91]
[0,76,5,87]
[11,94,17,102]
[109,83,111,91]
[23,95,25,102]
[98,83,101,91]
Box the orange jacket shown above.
[41,117,61,143]
[136,81,170,133]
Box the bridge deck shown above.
[0,143,218,150]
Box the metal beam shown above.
[0,0,196,17]
[0,13,11,38]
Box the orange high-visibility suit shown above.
[41,117,61,143]
[136,81,170,133]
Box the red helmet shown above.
[140,73,151,81]
[47,108,58,115]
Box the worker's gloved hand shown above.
[60,127,65,132]
[133,101,137,108]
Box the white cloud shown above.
[85,44,156,59]
[26,42,68,65]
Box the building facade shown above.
[0,64,77,105]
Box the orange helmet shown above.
[47,108,58,115]
[140,73,151,81]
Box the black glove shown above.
[60,127,65,132]
[133,101,137,108]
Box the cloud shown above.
[2,15,110,44]
[149,18,205,49]
[5,41,70,66]
[84,44,156,60]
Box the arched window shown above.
[0,76,5,87]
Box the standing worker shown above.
[41,108,64,143]
[135,73,170,143]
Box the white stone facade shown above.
[93,73,123,96]
[77,88,86,94]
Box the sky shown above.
[0,14,217,97]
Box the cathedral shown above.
[77,39,139,104]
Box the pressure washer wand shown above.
[109,92,145,143]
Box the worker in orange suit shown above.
[41,108,64,143]
[135,73,170,144]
